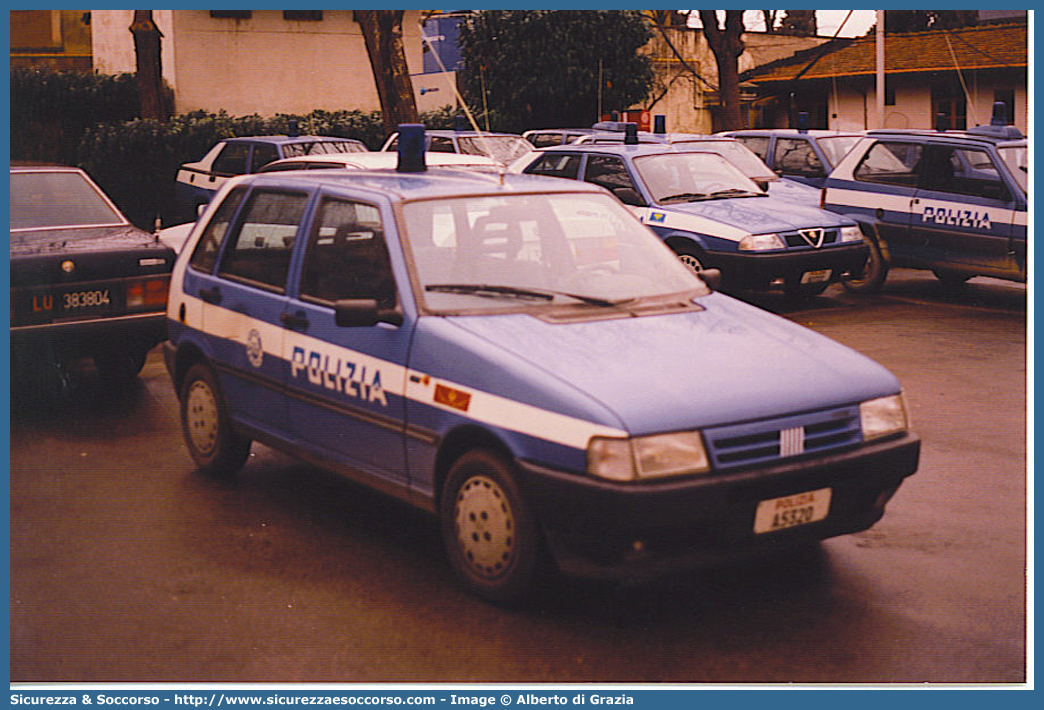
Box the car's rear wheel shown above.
[180,363,251,477]
[842,233,888,293]
[440,450,545,605]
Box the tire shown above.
[180,363,251,477]
[440,449,546,605]
[842,232,888,293]
[671,243,706,274]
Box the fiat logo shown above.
[61,260,76,274]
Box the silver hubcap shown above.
[454,475,515,579]
[679,253,703,273]
[186,380,220,456]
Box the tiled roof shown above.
[746,22,1027,84]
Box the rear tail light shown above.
[126,275,170,311]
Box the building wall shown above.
[641,27,827,133]
[91,10,431,116]
[11,10,92,70]
[824,70,1027,132]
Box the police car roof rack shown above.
[397,124,427,173]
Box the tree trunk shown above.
[355,10,420,136]
[129,10,166,121]
[699,10,745,130]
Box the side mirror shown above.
[699,268,722,292]
[334,299,403,328]
[612,187,647,207]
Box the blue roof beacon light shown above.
[453,114,468,132]
[967,101,1024,139]
[624,122,639,145]
[396,124,427,173]
[653,114,667,134]
[990,101,1008,126]
[796,111,809,133]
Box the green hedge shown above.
[14,67,502,229]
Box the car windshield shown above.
[632,152,765,204]
[10,170,126,231]
[998,145,1028,194]
[400,191,704,313]
[817,136,860,167]
[676,140,776,180]
[281,140,367,157]
[456,135,533,164]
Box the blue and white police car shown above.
[165,126,918,603]
[513,136,869,296]
[175,135,368,222]
[821,112,1027,291]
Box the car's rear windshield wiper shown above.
[425,283,630,308]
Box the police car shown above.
[720,128,863,188]
[164,126,918,603]
[512,136,869,296]
[381,129,534,166]
[821,107,1027,291]
[175,135,368,221]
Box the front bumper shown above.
[515,432,919,580]
[708,243,869,291]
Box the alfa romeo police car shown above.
[821,107,1027,291]
[513,137,869,296]
[165,126,918,603]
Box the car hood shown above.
[441,294,899,435]
[665,193,852,233]
[765,179,823,206]
[9,225,163,257]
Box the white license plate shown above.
[801,269,832,284]
[753,487,832,534]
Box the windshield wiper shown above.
[708,188,764,199]
[658,192,708,204]
[425,283,630,308]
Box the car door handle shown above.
[199,286,222,304]
[280,311,309,330]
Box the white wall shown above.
[91,10,440,117]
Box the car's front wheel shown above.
[843,232,888,293]
[440,449,546,605]
[180,362,251,477]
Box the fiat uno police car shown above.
[512,132,869,296]
[821,105,1027,291]
[165,126,919,603]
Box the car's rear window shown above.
[10,170,125,231]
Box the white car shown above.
[256,151,501,173]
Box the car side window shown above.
[775,138,824,177]
[429,136,456,153]
[189,186,247,274]
[530,133,561,148]
[299,198,396,306]
[919,146,1011,201]
[211,143,251,176]
[854,141,922,188]
[250,143,279,172]
[524,152,581,180]
[217,189,308,292]
[735,136,769,161]
[583,155,635,192]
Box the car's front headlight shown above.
[738,233,785,251]
[588,431,710,481]
[839,225,864,243]
[860,394,909,441]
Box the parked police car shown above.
[175,135,368,221]
[721,128,862,188]
[10,165,175,394]
[512,137,868,296]
[821,108,1027,291]
[165,126,918,603]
